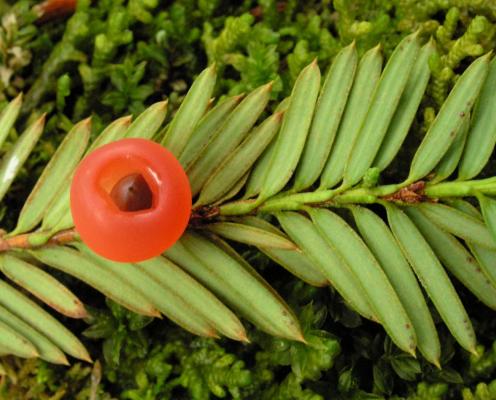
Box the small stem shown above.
[219,199,261,216]
[0,228,77,253]
[470,178,496,196]
[258,199,304,213]
[221,182,423,215]
[413,178,496,198]
[49,229,79,245]
[424,181,475,197]
[258,190,336,212]
[333,189,378,204]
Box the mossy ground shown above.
[1,0,496,398]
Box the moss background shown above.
[0,0,496,398]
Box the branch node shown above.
[190,206,220,227]
[381,181,430,204]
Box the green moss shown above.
[2,0,496,398]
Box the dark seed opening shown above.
[110,173,153,212]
